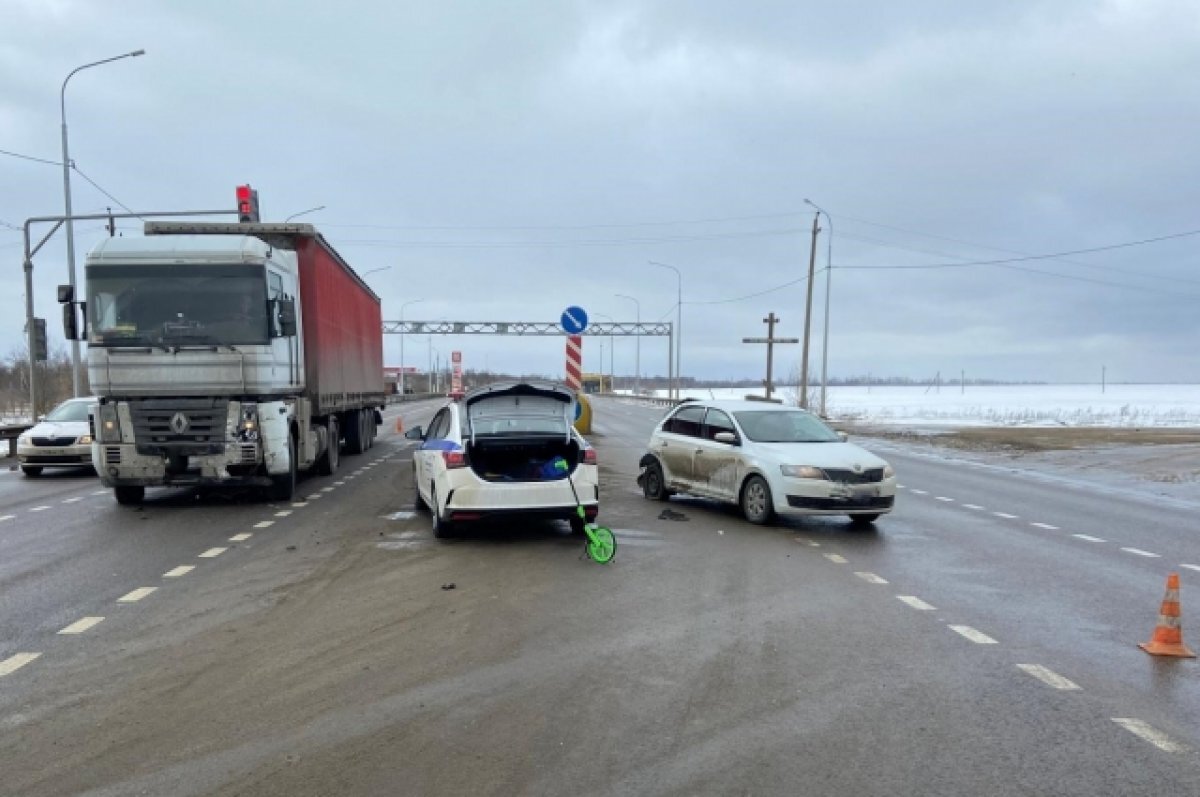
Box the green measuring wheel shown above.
[583,519,617,564]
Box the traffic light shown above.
[32,317,47,362]
[236,184,260,223]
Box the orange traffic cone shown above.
[1139,573,1196,658]
[395,417,405,434]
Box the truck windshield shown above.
[86,263,270,347]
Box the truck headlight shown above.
[97,404,121,442]
[238,404,259,441]
[781,465,827,479]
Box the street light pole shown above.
[649,261,682,400]
[285,205,326,222]
[399,298,424,396]
[615,294,640,395]
[805,199,833,417]
[593,312,615,393]
[61,49,145,397]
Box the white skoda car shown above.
[637,399,895,526]
[16,397,98,477]
[407,382,600,538]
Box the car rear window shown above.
[732,410,840,443]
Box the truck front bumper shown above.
[94,442,267,487]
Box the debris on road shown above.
[658,508,688,521]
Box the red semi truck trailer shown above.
[66,220,385,504]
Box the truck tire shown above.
[316,417,339,476]
[20,466,43,477]
[364,411,375,450]
[114,485,145,506]
[268,435,297,502]
[343,409,365,455]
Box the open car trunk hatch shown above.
[464,382,580,482]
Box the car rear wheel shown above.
[849,513,881,526]
[430,485,453,538]
[740,475,774,525]
[641,461,670,501]
[413,463,428,511]
[20,465,43,477]
[114,485,144,506]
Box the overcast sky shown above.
[3,0,1199,384]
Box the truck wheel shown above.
[20,466,43,477]
[317,418,339,475]
[343,409,365,455]
[114,485,145,506]
[849,513,880,527]
[365,411,375,450]
[268,436,297,502]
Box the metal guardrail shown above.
[386,393,443,405]
[595,393,680,409]
[0,424,33,459]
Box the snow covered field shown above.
[647,384,1200,428]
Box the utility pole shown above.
[743,312,799,401]
[1102,365,1106,394]
[800,212,820,408]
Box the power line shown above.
[334,226,808,249]
[320,210,805,233]
[0,147,62,166]
[70,165,141,219]
[686,267,827,306]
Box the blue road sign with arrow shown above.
[561,306,588,334]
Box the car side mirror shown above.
[837,431,848,442]
[714,431,739,445]
[404,426,424,440]
[276,298,298,337]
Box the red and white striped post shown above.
[565,334,582,390]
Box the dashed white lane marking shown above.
[291,502,307,508]
[334,480,346,486]
[91,490,108,496]
[1112,719,1187,753]
[0,652,41,677]
[854,572,889,584]
[229,533,253,542]
[1073,534,1106,543]
[117,587,157,603]
[1017,664,1081,690]
[934,496,954,502]
[274,510,292,517]
[199,547,227,558]
[309,494,324,500]
[58,616,105,634]
[793,539,820,547]
[253,520,275,529]
[29,505,50,512]
[993,512,1018,519]
[823,553,848,564]
[0,514,14,523]
[949,625,998,644]
[163,565,194,578]
[1121,547,1161,558]
[1030,522,1059,530]
[1181,564,1200,573]
[910,489,928,495]
[897,595,936,611]
[321,487,335,493]
[963,504,985,510]
[62,497,83,504]
[896,484,906,489]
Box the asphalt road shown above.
[1,396,1199,796]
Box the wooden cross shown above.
[742,312,799,401]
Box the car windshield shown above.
[86,263,269,347]
[43,401,92,423]
[733,410,841,443]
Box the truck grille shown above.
[822,467,884,484]
[105,447,121,465]
[239,444,258,464]
[32,436,78,447]
[128,399,229,450]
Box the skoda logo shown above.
[851,462,864,474]
[170,412,191,434]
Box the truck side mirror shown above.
[62,302,79,341]
[57,284,75,303]
[276,298,298,337]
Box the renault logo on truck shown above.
[169,412,191,434]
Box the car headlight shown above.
[781,464,827,479]
[17,433,31,446]
[77,435,93,445]
[883,463,895,479]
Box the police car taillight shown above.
[582,448,597,465]
[442,450,466,469]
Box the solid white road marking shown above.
[824,553,848,564]
[1112,719,1187,753]
[1017,664,1081,690]
[91,490,108,496]
[854,572,889,584]
[1121,547,1161,558]
[935,496,954,502]
[29,505,50,512]
[993,512,1018,519]
[274,510,292,517]
[163,565,194,578]
[0,652,41,677]
[1181,564,1200,573]
[949,625,998,644]
[910,489,928,495]
[117,587,157,603]
[0,514,14,523]
[253,520,274,528]
[1030,522,1059,530]
[1073,534,1106,543]
[229,533,253,542]
[199,547,227,558]
[62,497,83,504]
[897,595,936,611]
[963,504,985,510]
[58,616,105,634]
